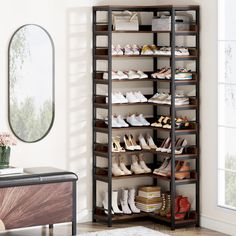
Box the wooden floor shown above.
[0,221,228,236]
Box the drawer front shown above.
[0,182,73,230]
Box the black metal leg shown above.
[49,224,53,229]
[72,181,77,235]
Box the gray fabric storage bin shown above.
[152,14,192,31]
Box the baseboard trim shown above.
[201,215,236,236]
[77,210,92,223]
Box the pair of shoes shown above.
[124,44,140,55]
[141,44,159,55]
[151,67,171,79]
[105,115,129,128]
[166,196,191,220]
[138,134,158,150]
[112,44,124,55]
[112,155,132,176]
[131,154,152,174]
[156,137,187,154]
[127,114,150,126]
[148,92,190,106]
[126,91,147,103]
[103,70,148,80]
[153,159,190,179]
[154,192,171,216]
[151,115,190,130]
[102,189,140,214]
[151,67,192,80]
[112,136,126,152]
[123,134,141,151]
[106,92,128,104]
[155,47,190,56]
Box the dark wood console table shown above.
[0,167,78,235]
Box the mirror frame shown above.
[8,24,55,143]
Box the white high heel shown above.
[175,139,187,154]
[112,136,125,152]
[139,154,152,173]
[112,156,125,176]
[146,134,158,149]
[131,155,145,174]
[160,137,171,152]
[119,155,132,175]
[138,134,151,150]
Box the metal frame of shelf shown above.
[92,5,200,230]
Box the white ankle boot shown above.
[119,155,132,175]
[112,156,125,176]
[102,192,114,215]
[128,189,141,213]
[131,155,145,174]
[139,154,152,173]
[120,189,132,214]
[112,191,123,214]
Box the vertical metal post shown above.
[170,7,176,231]
[92,7,97,223]
[72,181,77,236]
[153,10,158,184]
[107,6,113,227]
[195,7,200,227]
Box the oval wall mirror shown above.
[8,24,54,143]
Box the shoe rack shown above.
[92,5,200,230]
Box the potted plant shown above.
[0,133,17,168]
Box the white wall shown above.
[1,0,236,235]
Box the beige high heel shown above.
[112,136,125,152]
[128,134,141,150]
[123,134,134,151]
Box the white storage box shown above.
[138,186,161,199]
[152,14,192,31]
[113,11,139,31]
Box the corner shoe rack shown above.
[92,5,200,230]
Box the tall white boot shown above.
[120,189,132,214]
[139,154,152,173]
[131,155,145,174]
[102,191,114,215]
[119,155,132,175]
[128,188,141,213]
[112,155,125,176]
[112,191,123,214]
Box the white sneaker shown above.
[124,44,134,55]
[117,115,129,127]
[151,93,169,104]
[148,92,160,102]
[117,70,128,80]
[127,114,143,126]
[115,44,124,55]
[126,92,140,103]
[134,91,148,103]
[105,115,122,128]
[137,71,148,79]
[132,44,140,55]
[115,92,128,103]
[106,93,121,104]
[136,114,150,126]
[127,70,140,79]
[103,71,120,80]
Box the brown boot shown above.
[154,193,166,215]
[160,194,171,217]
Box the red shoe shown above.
[175,197,191,220]
[166,195,182,219]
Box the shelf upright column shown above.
[107,6,113,227]
[170,7,176,231]
[195,7,200,227]
[92,7,97,223]
[153,9,158,184]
